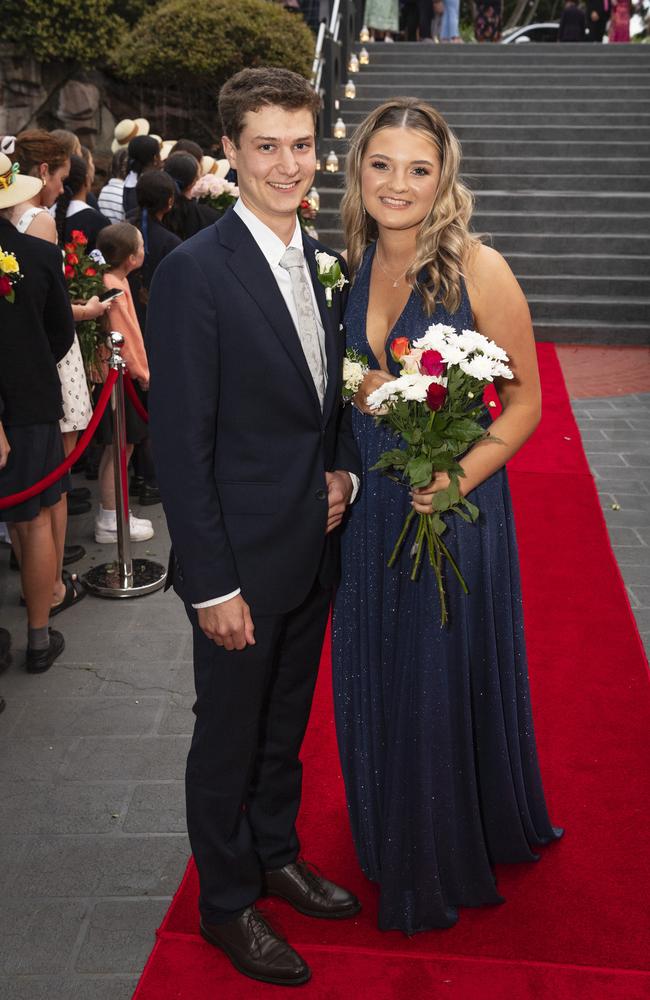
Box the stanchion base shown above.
[83,558,167,599]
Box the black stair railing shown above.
[311,0,359,138]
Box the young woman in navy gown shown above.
[332,99,562,935]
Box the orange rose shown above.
[70,230,88,245]
[390,337,411,363]
[84,267,97,276]
[66,253,79,266]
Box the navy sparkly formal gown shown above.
[332,244,561,935]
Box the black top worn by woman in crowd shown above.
[55,154,110,252]
[127,169,181,334]
[0,163,76,673]
[123,135,161,216]
[162,152,219,242]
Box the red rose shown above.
[390,337,411,363]
[71,230,88,245]
[425,382,447,412]
[64,264,75,279]
[66,253,79,266]
[0,275,12,297]
[300,199,310,210]
[420,349,445,377]
[84,267,97,276]
[64,242,76,253]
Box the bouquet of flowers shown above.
[63,230,108,377]
[0,246,22,304]
[358,323,513,626]
[192,174,239,216]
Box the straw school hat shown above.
[160,139,176,162]
[111,117,152,154]
[0,150,42,209]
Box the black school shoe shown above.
[26,630,65,674]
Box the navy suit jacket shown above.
[147,208,361,615]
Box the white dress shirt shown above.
[192,199,358,610]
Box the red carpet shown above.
[133,345,650,999]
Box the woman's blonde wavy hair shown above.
[341,98,478,315]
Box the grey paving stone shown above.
[630,609,650,632]
[98,660,194,698]
[123,783,186,834]
[636,528,650,545]
[0,661,108,697]
[621,565,650,586]
[0,741,71,782]
[595,478,650,497]
[629,585,650,608]
[62,736,187,781]
[579,428,609,441]
[610,547,649,566]
[587,453,628,467]
[593,464,650,482]
[13,697,163,738]
[5,835,189,898]
[0,837,28,894]
[75,899,169,974]
[602,429,650,444]
[604,508,650,528]
[609,527,648,547]
[0,899,88,974]
[1,783,131,836]
[621,452,650,468]
[0,977,139,1000]
[157,696,195,735]
[627,587,640,610]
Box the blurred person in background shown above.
[98,148,128,223]
[123,135,162,216]
[54,153,110,252]
[0,153,80,670]
[163,152,219,242]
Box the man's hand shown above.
[198,594,255,651]
[325,470,353,534]
[0,422,10,470]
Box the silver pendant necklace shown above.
[375,244,412,287]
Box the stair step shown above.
[504,253,650,278]
[343,99,650,114]
[518,275,644,298]
[531,321,650,345]
[527,296,650,323]
[315,188,650,214]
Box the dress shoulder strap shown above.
[15,206,48,234]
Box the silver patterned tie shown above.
[279,246,326,407]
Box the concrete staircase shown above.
[315,43,650,344]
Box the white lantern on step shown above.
[359,47,370,65]
[325,150,340,173]
[333,117,347,139]
[360,25,370,42]
[348,53,360,73]
[345,79,356,99]
[307,186,320,213]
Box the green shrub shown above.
[3,0,126,64]
[112,0,313,92]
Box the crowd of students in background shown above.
[0,121,230,683]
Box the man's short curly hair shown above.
[218,67,321,147]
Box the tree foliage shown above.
[3,0,127,64]
[111,0,314,92]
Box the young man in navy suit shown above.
[148,68,362,987]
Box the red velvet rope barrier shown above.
[0,369,119,511]
[124,376,149,424]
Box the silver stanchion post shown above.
[83,332,167,599]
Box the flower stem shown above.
[387,507,416,568]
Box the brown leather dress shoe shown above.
[264,859,361,919]
[200,906,310,986]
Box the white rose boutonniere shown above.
[315,250,348,308]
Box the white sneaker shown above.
[94,507,154,544]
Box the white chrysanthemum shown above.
[460,354,500,382]
[461,329,510,363]
[342,358,366,393]
[366,379,401,410]
[412,322,456,353]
